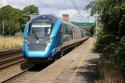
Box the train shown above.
[23,14,85,63]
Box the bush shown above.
[95,35,119,53]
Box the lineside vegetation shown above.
[0,5,39,36]
[0,36,23,51]
[0,5,39,51]
[87,0,125,82]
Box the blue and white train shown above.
[23,15,85,63]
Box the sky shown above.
[0,0,95,22]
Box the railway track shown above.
[0,62,48,83]
[0,48,23,69]
[0,48,22,56]
[0,49,28,83]
[0,49,48,83]
[0,55,25,69]
[1,63,34,83]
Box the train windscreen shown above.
[29,20,53,39]
[27,19,54,51]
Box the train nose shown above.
[28,44,46,52]
[24,43,51,58]
[26,51,48,58]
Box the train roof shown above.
[29,14,79,28]
[30,14,58,22]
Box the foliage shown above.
[87,0,125,80]
[23,5,39,14]
[0,5,39,36]
[0,20,20,35]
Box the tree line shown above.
[0,5,39,36]
[88,0,125,80]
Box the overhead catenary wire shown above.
[70,0,86,17]
[75,0,91,22]
[35,0,86,21]
[37,0,65,14]
[75,0,86,16]
[37,0,51,8]
[37,0,66,10]
[70,0,81,14]
[70,0,84,20]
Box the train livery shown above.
[23,15,85,62]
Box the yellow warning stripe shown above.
[69,39,92,82]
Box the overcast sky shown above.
[0,0,95,22]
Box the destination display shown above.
[32,22,52,28]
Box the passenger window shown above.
[68,25,73,36]
[62,24,73,41]
[63,25,68,35]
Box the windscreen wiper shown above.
[32,30,39,40]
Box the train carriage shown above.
[23,15,84,63]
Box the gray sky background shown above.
[0,0,95,22]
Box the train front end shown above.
[23,15,61,62]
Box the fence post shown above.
[3,21,4,36]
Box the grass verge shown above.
[0,36,23,51]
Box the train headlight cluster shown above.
[24,39,30,44]
[46,39,52,44]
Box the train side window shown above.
[68,25,73,38]
[62,24,73,41]
[61,24,67,35]
[64,25,68,35]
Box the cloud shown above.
[0,0,8,7]
[56,9,78,18]
[8,0,40,9]
[0,0,95,22]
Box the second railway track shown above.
[0,55,25,69]
[0,48,23,69]
[0,61,35,83]
[0,48,46,83]
[0,48,22,56]
[1,63,48,83]
[1,62,35,83]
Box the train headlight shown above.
[24,39,30,44]
[46,39,52,44]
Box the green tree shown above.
[87,0,125,77]
[0,5,39,35]
[0,20,20,36]
[23,5,39,14]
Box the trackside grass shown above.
[0,36,23,51]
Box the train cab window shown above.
[29,20,53,39]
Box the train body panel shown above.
[23,15,85,62]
